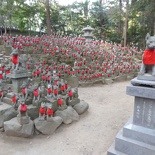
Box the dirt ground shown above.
[0,81,134,155]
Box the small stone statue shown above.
[139,33,155,76]
[17,99,30,125]
[11,47,19,70]
[0,87,4,104]
[46,104,54,121]
[11,93,19,110]
[53,85,58,98]
[33,84,40,101]
[67,86,73,101]
[47,84,52,98]
[39,102,46,121]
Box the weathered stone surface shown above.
[105,78,113,85]
[4,117,34,137]
[34,117,63,135]
[67,98,80,107]
[73,100,89,115]
[27,105,39,120]
[114,75,127,82]
[3,107,17,122]
[64,76,79,88]
[0,103,12,128]
[54,106,79,124]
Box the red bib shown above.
[47,88,52,93]
[57,99,63,105]
[54,89,58,95]
[22,88,26,95]
[12,55,18,64]
[47,108,54,116]
[12,96,16,102]
[61,85,65,91]
[39,107,45,114]
[34,89,39,97]
[20,104,27,112]
[68,90,73,97]
[143,49,155,64]
[0,74,3,79]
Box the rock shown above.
[27,105,39,120]
[34,116,63,135]
[54,106,79,124]
[73,100,89,115]
[3,107,17,122]
[105,78,113,85]
[4,117,34,138]
[0,103,12,128]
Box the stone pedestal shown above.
[107,84,155,155]
[6,71,29,93]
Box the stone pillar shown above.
[6,72,29,93]
[107,83,155,155]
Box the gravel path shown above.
[0,81,134,155]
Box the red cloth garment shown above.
[0,91,2,97]
[22,88,26,95]
[20,104,27,112]
[54,89,58,95]
[34,89,39,97]
[0,74,3,79]
[39,107,45,114]
[12,55,18,64]
[57,99,63,105]
[42,75,46,80]
[68,90,73,97]
[47,108,54,116]
[65,84,68,89]
[12,96,16,102]
[61,85,65,91]
[47,88,52,93]
[143,49,155,64]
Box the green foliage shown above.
[1,0,155,49]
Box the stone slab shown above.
[115,129,155,155]
[107,142,127,155]
[133,97,155,129]
[126,84,155,99]
[131,77,155,86]
[6,73,29,79]
[137,74,155,81]
[123,123,155,145]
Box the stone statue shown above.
[11,47,28,71]
[17,99,30,125]
[11,93,19,110]
[46,104,54,121]
[39,102,46,121]
[47,84,52,98]
[0,87,4,104]
[139,33,155,76]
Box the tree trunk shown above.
[122,0,129,47]
[45,0,51,35]
[118,0,122,38]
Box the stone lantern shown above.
[82,25,94,43]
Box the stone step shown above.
[107,142,127,155]
[115,129,155,155]
[123,123,155,146]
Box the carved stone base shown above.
[17,115,30,125]
[131,77,155,86]
[107,83,155,155]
